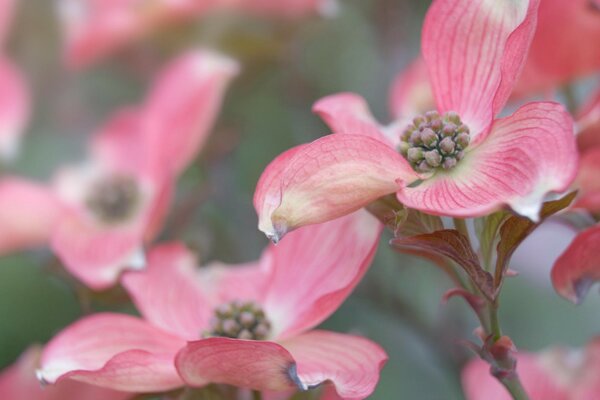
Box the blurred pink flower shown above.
[514,0,600,97]
[0,346,131,400]
[0,49,238,289]
[59,0,336,69]
[37,210,386,398]
[254,0,578,242]
[462,339,600,399]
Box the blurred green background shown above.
[2,0,600,399]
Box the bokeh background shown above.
[1,0,599,398]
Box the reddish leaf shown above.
[391,230,495,300]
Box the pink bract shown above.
[0,346,131,400]
[37,211,387,398]
[462,339,600,399]
[0,49,238,290]
[254,0,578,242]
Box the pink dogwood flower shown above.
[0,346,131,400]
[254,0,578,242]
[462,339,600,399]
[0,49,238,289]
[59,0,336,69]
[37,210,386,398]
[514,0,600,97]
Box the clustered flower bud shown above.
[399,110,471,172]
[205,300,272,340]
[85,175,140,223]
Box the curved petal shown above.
[0,57,30,161]
[574,148,600,213]
[0,178,61,253]
[121,243,210,340]
[0,346,131,400]
[551,225,600,304]
[422,0,539,142]
[142,49,239,176]
[38,313,185,392]
[577,87,600,153]
[462,355,568,400]
[176,338,297,391]
[312,93,392,145]
[253,134,417,242]
[398,102,577,221]
[280,330,387,400]
[389,57,434,119]
[263,210,381,339]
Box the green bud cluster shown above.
[399,110,470,172]
[85,175,140,223]
[204,300,272,340]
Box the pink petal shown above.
[398,102,577,220]
[280,330,387,400]
[0,57,30,161]
[0,346,131,400]
[551,225,600,304]
[462,355,569,400]
[514,0,600,96]
[121,242,210,340]
[38,313,185,392]
[389,57,434,119]
[574,148,600,213]
[577,88,600,154]
[0,178,61,253]
[312,93,393,145]
[175,338,297,390]
[253,134,417,241]
[142,49,239,176]
[422,0,539,142]
[263,210,381,338]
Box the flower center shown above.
[85,175,140,223]
[399,110,470,173]
[204,300,272,340]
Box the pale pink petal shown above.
[0,178,61,253]
[312,93,392,145]
[0,346,131,400]
[389,57,434,119]
[422,0,539,142]
[398,102,577,221]
[121,243,210,340]
[574,148,600,213]
[38,313,185,392]
[462,355,569,400]
[142,49,239,176]
[176,338,297,390]
[551,225,600,304]
[280,330,387,400]
[263,210,381,338]
[514,0,600,96]
[0,58,30,161]
[253,134,417,241]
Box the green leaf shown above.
[366,195,444,237]
[475,211,510,270]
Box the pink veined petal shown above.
[0,0,15,47]
[263,210,381,339]
[514,0,600,96]
[38,313,186,393]
[312,93,393,145]
[422,0,539,142]
[0,57,30,161]
[0,178,61,253]
[574,148,600,213]
[280,330,387,400]
[142,49,239,176]
[121,242,210,340]
[176,338,297,391]
[398,102,577,221]
[462,355,569,400]
[389,57,434,119]
[0,346,132,400]
[551,224,600,304]
[253,134,417,242]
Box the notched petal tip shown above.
[572,277,595,305]
[286,363,308,391]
